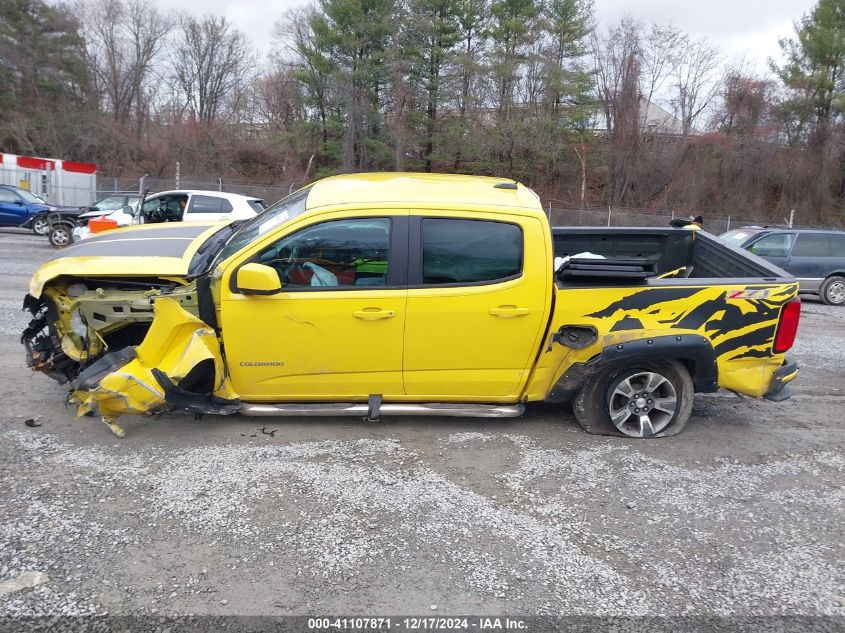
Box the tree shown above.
[591,18,642,203]
[542,0,593,116]
[310,0,396,170]
[404,0,461,171]
[488,0,541,174]
[670,38,722,136]
[0,0,92,155]
[275,7,335,159]
[448,0,489,170]
[773,0,845,215]
[171,14,255,124]
[774,0,845,140]
[712,67,771,138]
[80,0,170,125]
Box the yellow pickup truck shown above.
[22,173,800,439]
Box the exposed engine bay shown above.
[22,277,238,437]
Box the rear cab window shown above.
[420,218,523,285]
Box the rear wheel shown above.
[48,225,73,248]
[820,275,845,306]
[31,215,49,236]
[573,360,694,438]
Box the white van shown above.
[71,190,264,242]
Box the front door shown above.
[220,214,408,400]
[402,214,549,400]
[0,189,25,226]
[746,232,795,272]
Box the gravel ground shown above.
[0,230,843,630]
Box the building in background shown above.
[0,153,97,206]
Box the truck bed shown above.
[552,227,784,283]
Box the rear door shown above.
[787,233,832,292]
[402,212,549,399]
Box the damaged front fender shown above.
[71,298,240,435]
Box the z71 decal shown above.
[728,288,771,300]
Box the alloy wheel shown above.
[606,370,678,438]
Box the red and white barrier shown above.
[0,153,97,206]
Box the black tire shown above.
[48,225,73,248]
[820,275,845,306]
[573,359,694,438]
[31,215,49,236]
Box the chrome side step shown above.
[241,402,524,418]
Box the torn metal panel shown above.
[70,298,239,431]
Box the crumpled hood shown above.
[29,222,222,297]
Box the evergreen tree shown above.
[311,0,396,170]
[774,0,845,138]
[0,0,92,155]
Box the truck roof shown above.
[304,172,543,212]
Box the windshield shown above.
[93,195,127,211]
[212,187,311,266]
[18,190,46,204]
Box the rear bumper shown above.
[763,356,798,402]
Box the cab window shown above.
[792,233,831,257]
[257,218,390,288]
[142,194,189,222]
[421,218,522,284]
[748,233,793,258]
[188,195,232,214]
[0,190,17,204]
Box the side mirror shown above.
[236,263,282,295]
[15,199,24,205]
[120,205,133,215]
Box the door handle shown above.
[489,306,531,317]
[353,308,396,320]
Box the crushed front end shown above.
[22,279,239,437]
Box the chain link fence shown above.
[96,175,298,207]
[546,205,794,235]
[98,173,813,235]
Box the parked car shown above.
[68,190,265,244]
[721,227,845,305]
[88,192,142,213]
[43,193,143,247]
[23,173,800,439]
[0,184,57,233]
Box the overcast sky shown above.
[160,0,817,73]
